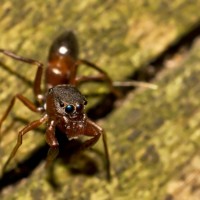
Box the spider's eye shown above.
[48,88,53,93]
[65,104,75,114]
[76,104,84,112]
[59,101,65,107]
[84,100,87,105]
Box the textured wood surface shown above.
[1,1,200,199]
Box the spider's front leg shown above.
[81,118,111,181]
[2,114,48,174]
[45,120,59,167]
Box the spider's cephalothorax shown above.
[45,85,89,140]
[46,85,87,119]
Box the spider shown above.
[0,30,118,180]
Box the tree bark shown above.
[1,1,200,199]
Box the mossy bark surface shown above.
[1,1,200,200]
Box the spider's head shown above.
[46,84,87,120]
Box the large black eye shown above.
[76,104,83,112]
[65,104,75,114]
[48,88,53,93]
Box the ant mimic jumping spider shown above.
[0,30,116,180]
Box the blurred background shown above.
[1,1,200,199]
